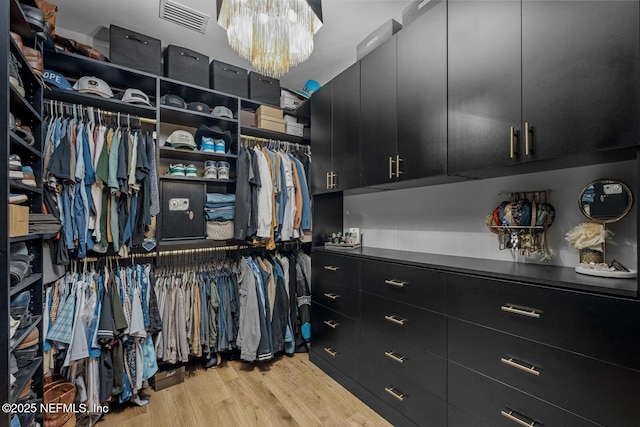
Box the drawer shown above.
[311,303,359,380]
[361,325,446,400]
[449,318,640,427]
[361,259,446,313]
[448,273,640,370]
[311,281,359,320]
[312,252,360,288]
[448,404,487,427]
[448,362,600,427]
[361,292,447,356]
[361,353,447,427]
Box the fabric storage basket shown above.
[210,60,248,98]
[206,221,234,240]
[164,45,209,87]
[249,72,280,105]
[110,25,162,75]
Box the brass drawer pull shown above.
[384,351,407,364]
[501,409,537,427]
[323,292,340,300]
[510,126,518,158]
[384,386,406,402]
[324,320,339,329]
[323,347,337,357]
[326,172,330,190]
[384,279,406,288]
[384,314,407,326]
[323,265,339,272]
[501,304,541,319]
[525,122,532,156]
[389,156,395,179]
[501,357,540,376]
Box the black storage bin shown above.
[110,25,162,75]
[160,181,205,239]
[249,72,280,105]
[164,45,209,87]
[210,60,248,98]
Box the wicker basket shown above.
[44,381,77,427]
[206,220,234,240]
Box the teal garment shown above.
[108,128,120,192]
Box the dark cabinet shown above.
[310,83,332,194]
[397,0,447,180]
[448,0,640,175]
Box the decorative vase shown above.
[579,247,604,264]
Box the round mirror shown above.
[579,179,633,223]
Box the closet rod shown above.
[240,134,310,153]
[80,244,251,262]
[44,99,157,125]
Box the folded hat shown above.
[44,70,73,90]
[187,102,210,113]
[165,130,196,150]
[160,94,186,109]
[291,79,321,99]
[194,124,231,149]
[212,106,234,119]
[117,88,151,106]
[73,76,113,98]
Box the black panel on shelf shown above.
[9,274,42,297]
[10,87,42,122]
[160,105,238,129]
[9,357,42,404]
[9,234,41,243]
[45,87,157,118]
[241,125,308,145]
[160,78,239,113]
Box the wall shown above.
[344,160,637,269]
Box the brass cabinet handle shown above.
[324,320,339,329]
[384,351,407,364]
[525,122,532,156]
[384,314,407,326]
[384,386,406,402]
[501,409,537,427]
[389,156,395,179]
[323,347,337,357]
[510,127,518,158]
[384,279,406,288]
[396,155,403,176]
[501,357,540,376]
[330,172,337,189]
[326,172,330,190]
[323,292,340,300]
[501,304,541,319]
[323,265,339,271]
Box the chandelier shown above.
[217,0,323,78]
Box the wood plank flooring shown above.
[99,353,392,427]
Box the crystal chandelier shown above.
[217,0,323,78]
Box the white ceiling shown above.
[52,0,411,91]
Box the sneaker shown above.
[21,166,36,187]
[184,164,198,178]
[217,161,230,180]
[9,154,24,179]
[9,194,28,204]
[9,53,25,97]
[200,137,216,153]
[203,160,217,179]
[10,242,32,286]
[214,139,226,154]
[167,164,185,177]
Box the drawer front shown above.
[311,303,359,380]
[449,318,640,427]
[311,281,359,320]
[361,260,446,313]
[448,404,487,427]
[361,324,447,400]
[448,273,640,370]
[361,292,447,356]
[448,362,600,427]
[361,355,447,427]
[312,253,360,288]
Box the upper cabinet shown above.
[397,0,447,180]
[448,0,639,176]
[311,81,333,194]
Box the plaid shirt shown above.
[47,276,77,344]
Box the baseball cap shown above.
[291,79,321,99]
[165,130,196,150]
[117,88,152,106]
[212,106,234,120]
[43,70,73,90]
[73,76,113,98]
[160,94,187,109]
[187,102,210,114]
[194,124,231,148]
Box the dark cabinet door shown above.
[448,0,522,174]
[360,36,397,186]
[397,0,447,180]
[522,0,639,160]
[310,83,333,194]
[332,62,361,191]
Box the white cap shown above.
[120,88,151,106]
[212,105,234,119]
[166,130,196,150]
[73,76,113,98]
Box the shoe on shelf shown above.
[216,161,230,180]
[9,53,25,97]
[10,193,28,204]
[167,164,185,177]
[15,125,35,146]
[10,242,33,286]
[10,316,20,340]
[214,139,226,154]
[9,154,24,180]
[203,160,217,179]
[184,164,198,178]
[21,166,37,187]
[200,137,216,153]
[22,46,44,77]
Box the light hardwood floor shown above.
[99,353,392,427]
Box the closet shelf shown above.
[10,38,42,88]
[10,131,42,158]
[159,146,238,162]
[10,316,43,352]
[9,0,34,42]
[10,86,42,123]
[160,104,238,128]
[10,273,43,297]
[241,125,309,145]
[45,88,157,118]
[9,357,42,405]
[160,175,237,184]
[10,181,42,194]
[10,234,41,243]
[158,238,241,251]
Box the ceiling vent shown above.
[159,0,210,34]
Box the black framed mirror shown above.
[579,179,633,223]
